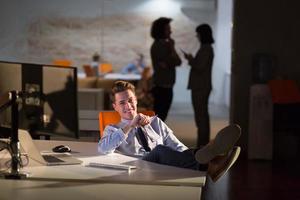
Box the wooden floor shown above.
[202,158,300,200]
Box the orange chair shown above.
[98,110,155,138]
[53,59,72,67]
[99,63,113,73]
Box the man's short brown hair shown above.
[110,81,135,102]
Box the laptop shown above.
[18,129,82,166]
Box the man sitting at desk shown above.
[98,81,241,182]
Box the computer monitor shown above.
[0,61,79,139]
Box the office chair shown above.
[83,65,95,77]
[99,63,113,73]
[98,110,155,138]
[53,59,72,67]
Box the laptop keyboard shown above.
[42,155,65,163]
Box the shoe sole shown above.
[195,124,241,164]
[210,146,241,182]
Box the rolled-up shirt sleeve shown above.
[98,125,126,154]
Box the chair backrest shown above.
[98,110,155,138]
[268,79,300,103]
[83,65,95,77]
[53,59,72,67]
[100,63,113,73]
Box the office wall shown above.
[231,0,300,152]
[0,2,28,61]
[211,0,233,106]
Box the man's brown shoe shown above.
[195,124,241,164]
[207,146,241,182]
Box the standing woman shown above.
[184,24,214,147]
[150,17,182,121]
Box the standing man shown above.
[150,17,182,121]
[183,24,215,147]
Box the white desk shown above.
[0,140,206,200]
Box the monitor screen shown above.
[0,61,79,139]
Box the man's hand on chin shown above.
[129,113,151,128]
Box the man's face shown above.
[112,89,137,120]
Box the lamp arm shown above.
[0,91,27,179]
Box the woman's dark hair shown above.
[150,17,172,40]
[196,24,214,44]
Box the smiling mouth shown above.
[124,109,134,114]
